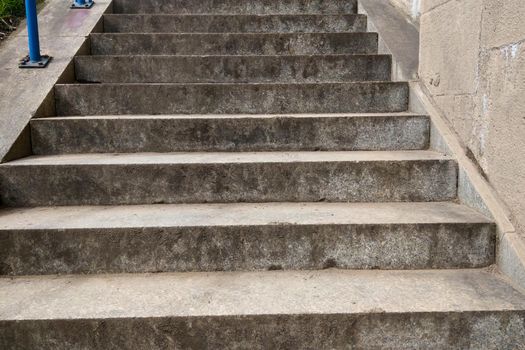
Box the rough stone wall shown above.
[418,0,525,237]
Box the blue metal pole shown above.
[19,0,51,68]
[25,0,41,62]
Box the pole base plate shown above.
[19,55,52,69]
[70,1,94,9]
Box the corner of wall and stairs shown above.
[369,0,525,290]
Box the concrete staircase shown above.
[0,0,524,348]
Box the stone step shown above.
[0,151,457,206]
[1,269,524,349]
[0,202,494,275]
[74,54,392,84]
[112,0,358,15]
[103,14,367,33]
[31,113,428,154]
[54,82,408,116]
[90,33,378,56]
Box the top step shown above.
[112,0,358,15]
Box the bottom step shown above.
[1,269,524,349]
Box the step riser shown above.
[112,0,358,15]
[103,14,367,33]
[90,33,378,56]
[0,223,494,275]
[0,159,457,206]
[2,312,523,349]
[74,55,392,84]
[31,115,428,154]
[54,83,408,116]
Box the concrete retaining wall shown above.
[419,0,525,243]
[390,0,421,22]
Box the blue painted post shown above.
[25,0,40,62]
[71,0,95,9]
[19,0,51,68]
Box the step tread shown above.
[111,0,358,15]
[31,113,429,154]
[73,54,392,84]
[1,269,523,321]
[104,13,366,17]
[89,32,378,55]
[75,53,391,58]
[0,202,491,231]
[1,150,452,166]
[57,81,399,86]
[102,14,367,33]
[33,112,424,121]
[54,82,407,115]
[91,32,373,36]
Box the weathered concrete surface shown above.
[388,0,421,23]
[31,113,428,154]
[103,14,367,33]
[376,0,525,292]
[0,151,457,206]
[16,0,108,38]
[412,83,525,292]
[369,3,525,298]
[0,269,524,349]
[359,0,420,81]
[90,33,378,56]
[0,202,491,230]
[1,0,521,347]
[419,0,525,242]
[2,311,524,350]
[112,0,358,15]
[74,54,392,83]
[421,0,450,13]
[0,202,494,275]
[480,0,525,49]
[0,0,111,162]
[498,232,525,293]
[54,82,408,115]
[420,0,481,96]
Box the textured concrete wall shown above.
[419,0,525,238]
[390,0,421,21]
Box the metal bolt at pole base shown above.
[71,0,95,9]
[19,0,52,68]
